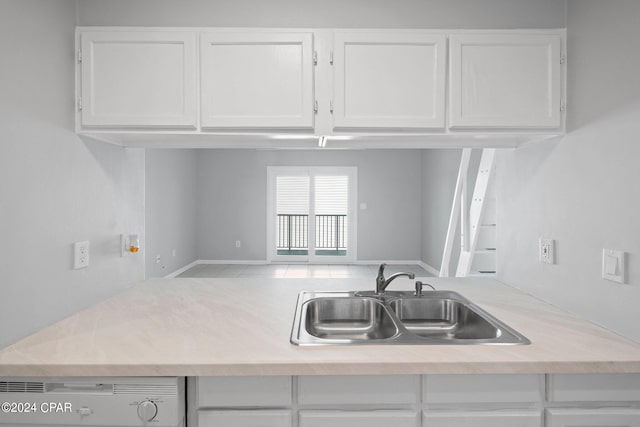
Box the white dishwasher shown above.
[0,377,184,426]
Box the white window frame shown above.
[266,166,357,264]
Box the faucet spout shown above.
[375,263,415,294]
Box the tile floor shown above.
[178,263,432,279]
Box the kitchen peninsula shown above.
[1,277,639,376]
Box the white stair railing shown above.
[440,148,496,278]
[440,149,471,277]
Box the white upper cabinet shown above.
[80,31,197,128]
[200,32,314,129]
[332,32,447,130]
[449,34,562,129]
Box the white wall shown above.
[0,0,145,348]
[195,150,423,261]
[496,0,640,342]
[145,150,199,278]
[76,0,566,29]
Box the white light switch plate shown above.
[602,249,626,284]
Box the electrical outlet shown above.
[74,241,90,269]
[236,240,241,248]
[156,255,161,264]
[172,249,177,257]
[539,238,555,264]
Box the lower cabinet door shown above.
[424,410,542,427]
[198,410,292,427]
[300,410,418,427]
[547,409,640,427]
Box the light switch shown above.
[605,254,618,275]
[602,249,626,284]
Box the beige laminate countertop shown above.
[1,277,639,376]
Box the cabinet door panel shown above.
[201,32,314,129]
[424,374,543,405]
[547,409,640,427]
[80,31,197,128]
[300,410,418,427]
[299,375,419,405]
[199,410,291,427]
[425,410,542,427]
[548,374,640,402]
[449,34,561,129]
[333,32,446,129]
[197,376,292,408]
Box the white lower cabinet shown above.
[300,410,418,427]
[546,409,640,427]
[425,410,542,427]
[198,410,291,427]
[191,375,640,427]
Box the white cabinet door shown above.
[548,374,640,402]
[449,34,562,129]
[299,375,419,406]
[200,32,314,129]
[424,374,544,405]
[199,410,291,427]
[547,409,640,427]
[425,410,542,427]
[197,376,292,408]
[300,410,418,427]
[332,32,447,130]
[80,31,197,128]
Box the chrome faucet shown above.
[375,263,415,294]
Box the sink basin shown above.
[291,291,530,345]
[388,297,500,340]
[304,297,398,340]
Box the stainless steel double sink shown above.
[291,290,530,345]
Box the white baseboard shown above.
[354,259,422,266]
[164,260,200,279]
[197,259,268,265]
[417,261,440,277]
[165,259,440,278]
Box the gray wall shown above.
[496,0,640,342]
[196,150,423,261]
[76,0,566,28]
[0,0,145,348]
[420,150,483,273]
[420,150,463,271]
[145,150,199,278]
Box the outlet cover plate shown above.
[539,238,555,264]
[74,241,90,269]
[602,249,626,284]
